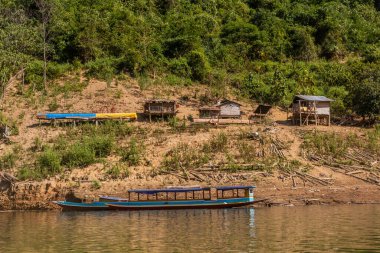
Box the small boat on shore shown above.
[53,186,256,211]
[53,195,128,211]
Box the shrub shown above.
[51,81,87,96]
[0,152,17,170]
[48,99,59,111]
[91,180,101,190]
[61,144,95,168]
[31,137,44,152]
[302,132,357,157]
[85,57,117,81]
[186,50,211,81]
[168,116,186,132]
[105,163,130,179]
[85,135,113,158]
[367,125,380,153]
[209,132,228,152]
[162,143,209,171]
[36,149,62,176]
[120,138,144,166]
[17,166,42,181]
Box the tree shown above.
[352,80,380,120]
[36,0,54,92]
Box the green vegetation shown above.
[0,0,379,118]
[0,152,17,170]
[302,127,380,157]
[91,180,101,190]
[120,138,144,166]
[105,162,130,179]
[162,143,210,172]
[36,149,62,175]
[61,145,96,168]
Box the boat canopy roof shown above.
[128,187,211,195]
[215,186,256,190]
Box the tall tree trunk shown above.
[43,22,47,92]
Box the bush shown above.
[162,143,209,171]
[61,144,95,168]
[91,180,101,190]
[85,135,113,158]
[85,57,118,81]
[302,132,357,158]
[36,149,62,176]
[31,137,44,152]
[0,152,17,170]
[169,57,191,78]
[209,132,228,152]
[327,86,349,116]
[186,50,211,81]
[17,167,42,181]
[24,61,73,91]
[105,163,130,179]
[48,99,59,111]
[168,116,186,132]
[120,138,144,166]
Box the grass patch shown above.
[17,166,43,181]
[68,121,135,138]
[48,99,59,111]
[91,180,101,190]
[0,152,17,170]
[367,124,380,153]
[51,80,87,96]
[36,149,62,176]
[162,143,209,172]
[168,117,187,133]
[120,138,144,166]
[61,144,96,168]
[85,135,114,158]
[105,162,130,179]
[202,132,228,153]
[30,137,44,152]
[302,132,357,157]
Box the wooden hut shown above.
[252,104,272,120]
[199,99,242,119]
[199,106,220,119]
[217,99,242,119]
[289,95,333,126]
[144,99,178,122]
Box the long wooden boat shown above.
[53,186,256,211]
[107,186,255,211]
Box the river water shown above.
[0,205,380,252]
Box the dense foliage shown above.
[0,0,379,116]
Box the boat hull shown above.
[53,201,110,211]
[107,198,255,211]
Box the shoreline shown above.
[1,184,380,211]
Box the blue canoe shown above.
[53,196,128,211]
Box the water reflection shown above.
[1,206,380,252]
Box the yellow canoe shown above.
[95,113,137,119]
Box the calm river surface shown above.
[1,205,380,252]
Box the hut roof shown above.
[199,106,221,111]
[254,104,272,115]
[145,99,176,103]
[217,99,242,106]
[293,95,334,103]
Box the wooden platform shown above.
[192,118,253,125]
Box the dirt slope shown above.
[0,77,379,210]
